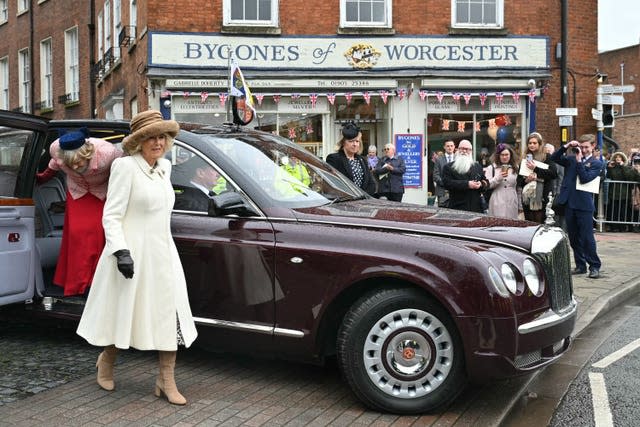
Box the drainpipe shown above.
[29,0,34,114]
[560,0,569,141]
[89,0,96,118]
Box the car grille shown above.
[532,228,573,313]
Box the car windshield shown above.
[193,131,367,208]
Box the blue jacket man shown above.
[550,134,603,278]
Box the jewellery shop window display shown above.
[252,96,326,158]
[335,97,389,153]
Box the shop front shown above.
[146,32,550,205]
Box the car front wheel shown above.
[337,288,466,414]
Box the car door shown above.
[166,143,278,350]
[0,111,50,306]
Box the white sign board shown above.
[601,84,635,94]
[602,95,625,105]
[559,116,573,126]
[556,107,578,116]
[592,108,602,121]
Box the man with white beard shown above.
[442,140,489,213]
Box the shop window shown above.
[426,112,520,189]
[452,0,503,28]
[223,0,279,27]
[341,0,391,28]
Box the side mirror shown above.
[208,192,256,217]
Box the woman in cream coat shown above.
[77,110,197,405]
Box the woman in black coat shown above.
[326,122,375,195]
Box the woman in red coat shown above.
[37,128,123,296]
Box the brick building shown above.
[0,0,600,203]
[598,43,640,156]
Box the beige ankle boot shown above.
[96,345,118,391]
[154,351,187,405]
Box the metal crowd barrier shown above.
[595,179,640,232]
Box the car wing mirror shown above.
[208,192,256,217]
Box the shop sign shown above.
[166,78,398,89]
[171,96,226,114]
[395,134,423,188]
[277,97,329,113]
[490,97,522,112]
[427,99,459,112]
[151,33,549,71]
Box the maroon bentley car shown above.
[0,110,576,414]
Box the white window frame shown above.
[340,0,392,28]
[1,0,8,24]
[97,11,104,57]
[113,0,121,58]
[451,0,503,28]
[18,48,30,113]
[40,38,53,109]
[104,1,112,65]
[129,0,137,31]
[17,0,28,14]
[64,26,80,102]
[0,57,8,110]
[223,0,279,27]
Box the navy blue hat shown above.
[59,127,89,150]
[341,122,360,140]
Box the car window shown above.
[167,145,231,213]
[0,127,32,197]
[197,133,365,208]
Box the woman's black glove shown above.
[113,249,134,279]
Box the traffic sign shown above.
[556,107,578,116]
[559,116,573,126]
[592,108,602,121]
[602,95,625,105]
[600,84,635,94]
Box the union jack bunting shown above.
[452,93,461,103]
[419,90,428,101]
[379,90,389,104]
[327,93,336,105]
[528,89,537,103]
[218,92,227,107]
[255,94,264,106]
[200,92,209,103]
[345,92,353,105]
[511,92,520,103]
[427,117,433,127]
[273,95,281,104]
[161,90,171,98]
[442,119,450,131]
[183,91,190,99]
[475,122,481,132]
[436,92,444,103]
[306,122,314,134]
[291,93,301,100]
[489,119,497,129]
[457,121,465,132]
[463,93,472,105]
[363,91,371,105]
[398,89,406,101]
[288,127,296,139]
[479,93,487,106]
[309,93,318,108]
[495,92,504,105]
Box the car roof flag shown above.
[230,58,256,114]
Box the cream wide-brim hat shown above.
[122,109,179,148]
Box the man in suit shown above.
[173,157,221,212]
[550,134,603,279]
[374,143,406,202]
[442,139,489,213]
[433,140,456,207]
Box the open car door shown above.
[0,111,50,306]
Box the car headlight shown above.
[500,263,519,295]
[523,258,542,295]
[488,266,509,297]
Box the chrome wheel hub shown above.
[363,308,454,399]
